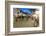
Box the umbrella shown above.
[20,8,36,15]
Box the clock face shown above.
[13,8,39,28]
